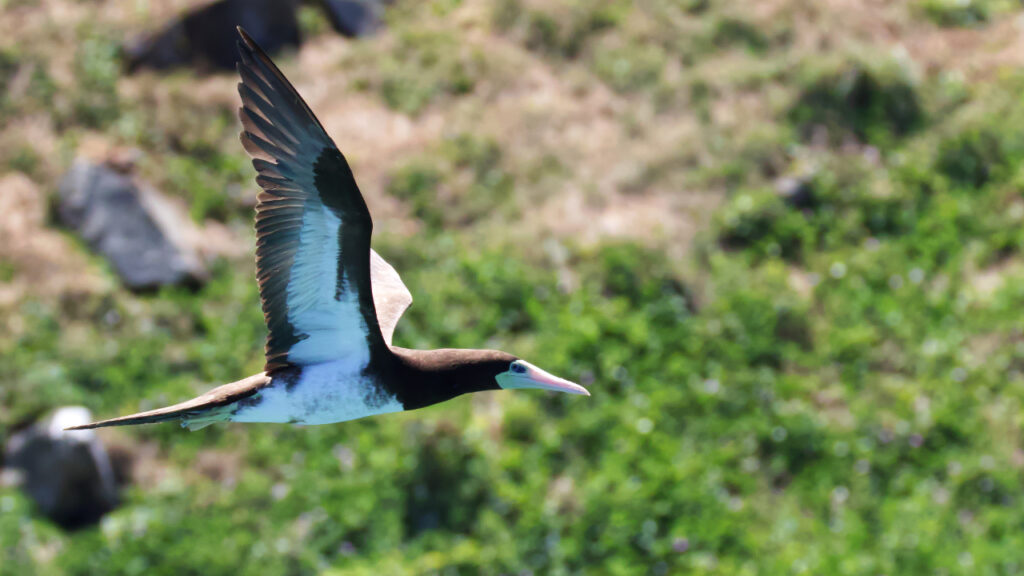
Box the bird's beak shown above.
[498,361,590,396]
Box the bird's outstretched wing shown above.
[236,27,410,371]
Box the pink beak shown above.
[500,361,590,396]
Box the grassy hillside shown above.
[3,0,1024,574]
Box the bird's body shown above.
[230,361,398,426]
[68,28,588,433]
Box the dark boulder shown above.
[317,0,383,38]
[125,0,301,73]
[3,407,120,529]
[57,158,208,291]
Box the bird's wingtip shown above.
[237,27,257,52]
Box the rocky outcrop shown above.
[124,0,389,74]
[3,407,120,529]
[56,158,208,291]
[319,0,383,38]
[124,0,302,73]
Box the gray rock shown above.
[125,0,302,73]
[3,407,119,529]
[57,158,207,291]
[318,0,383,38]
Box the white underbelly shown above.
[230,360,403,425]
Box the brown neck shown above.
[388,347,516,410]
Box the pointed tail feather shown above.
[65,373,272,431]
[64,403,219,430]
[66,401,222,428]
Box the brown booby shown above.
[68,28,589,432]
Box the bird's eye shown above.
[510,362,527,374]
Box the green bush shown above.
[935,126,1005,188]
[374,30,486,115]
[387,134,516,230]
[497,0,629,58]
[708,16,770,53]
[388,162,445,228]
[715,189,813,261]
[162,151,251,222]
[0,48,55,122]
[789,56,924,147]
[930,106,1024,191]
[918,0,999,26]
[591,40,667,93]
[70,36,121,129]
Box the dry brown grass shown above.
[0,172,108,307]
[3,0,1024,298]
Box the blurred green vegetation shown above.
[388,134,516,229]
[351,28,486,115]
[917,0,1018,27]
[3,1,1024,575]
[788,55,924,148]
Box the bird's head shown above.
[394,348,589,409]
[495,358,590,396]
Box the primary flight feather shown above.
[68,28,588,432]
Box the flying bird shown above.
[68,28,589,432]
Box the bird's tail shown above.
[64,403,234,431]
[63,373,270,432]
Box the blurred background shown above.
[2,0,1024,574]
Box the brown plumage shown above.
[65,27,588,432]
[66,373,271,430]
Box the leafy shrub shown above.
[496,0,629,58]
[575,242,694,311]
[789,56,924,146]
[524,10,561,54]
[6,145,41,177]
[591,40,667,93]
[708,16,770,53]
[561,2,629,57]
[0,48,55,122]
[934,126,1005,188]
[918,0,997,26]
[491,0,523,32]
[374,30,486,115]
[149,91,237,157]
[388,162,444,228]
[715,189,813,261]
[70,36,121,129]
[930,105,1024,191]
[400,422,493,535]
[162,151,251,222]
[388,134,515,229]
